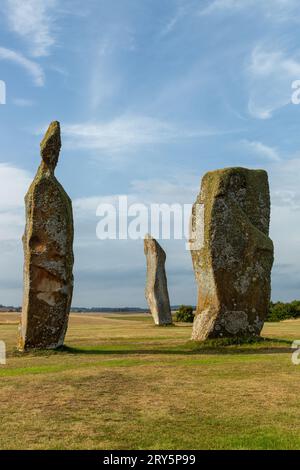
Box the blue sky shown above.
[0,0,300,307]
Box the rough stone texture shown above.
[190,167,274,341]
[144,234,172,325]
[18,121,74,350]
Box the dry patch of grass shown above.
[0,313,299,449]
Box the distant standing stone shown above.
[18,121,74,350]
[144,234,172,325]
[190,167,274,341]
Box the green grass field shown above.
[0,312,299,450]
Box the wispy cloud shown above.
[249,45,300,78]
[159,5,187,37]
[199,0,248,16]
[61,115,240,154]
[0,163,31,241]
[241,139,281,162]
[270,157,300,209]
[0,47,45,86]
[0,164,31,210]
[72,172,197,306]
[246,45,300,119]
[13,98,35,107]
[3,0,58,57]
[88,28,136,110]
[199,0,299,21]
[0,164,32,303]
[74,173,198,217]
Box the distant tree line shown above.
[266,301,300,322]
[175,302,300,323]
[0,304,21,312]
[1,302,300,323]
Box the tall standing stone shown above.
[18,121,74,350]
[190,167,274,341]
[144,234,172,325]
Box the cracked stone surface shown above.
[18,121,74,350]
[190,167,274,341]
[144,234,172,326]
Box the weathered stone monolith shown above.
[190,167,274,341]
[18,121,74,350]
[144,234,172,325]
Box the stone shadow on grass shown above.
[60,337,292,356]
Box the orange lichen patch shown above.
[29,236,46,254]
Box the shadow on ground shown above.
[60,338,292,356]
[11,337,292,358]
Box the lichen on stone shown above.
[190,167,274,341]
[18,121,74,351]
[144,234,172,326]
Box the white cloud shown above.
[88,28,136,110]
[199,0,299,21]
[269,157,300,209]
[0,164,32,304]
[266,156,300,299]
[63,116,179,153]
[247,99,272,120]
[241,140,281,162]
[249,46,300,78]
[2,158,300,305]
[0,164,31,210]
[0,47,45,86]
[0,164,31,241]
[199,0,248,15]
[130,176,198,205]
[71,174,198,306]
[89,53,122,111]
[73,173,197,244]
[246,45,300,119]
[13,98,35,107]
[3,0,57,57]
[73,174,197,225]
[159,5,187,37]
[61,115,243,154]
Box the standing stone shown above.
[190,167,274,341]
[144,234,172,325]
[18,121,74,350]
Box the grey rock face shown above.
[18,121,74,350]
[144,234,172,325]
[190,167,274,341]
